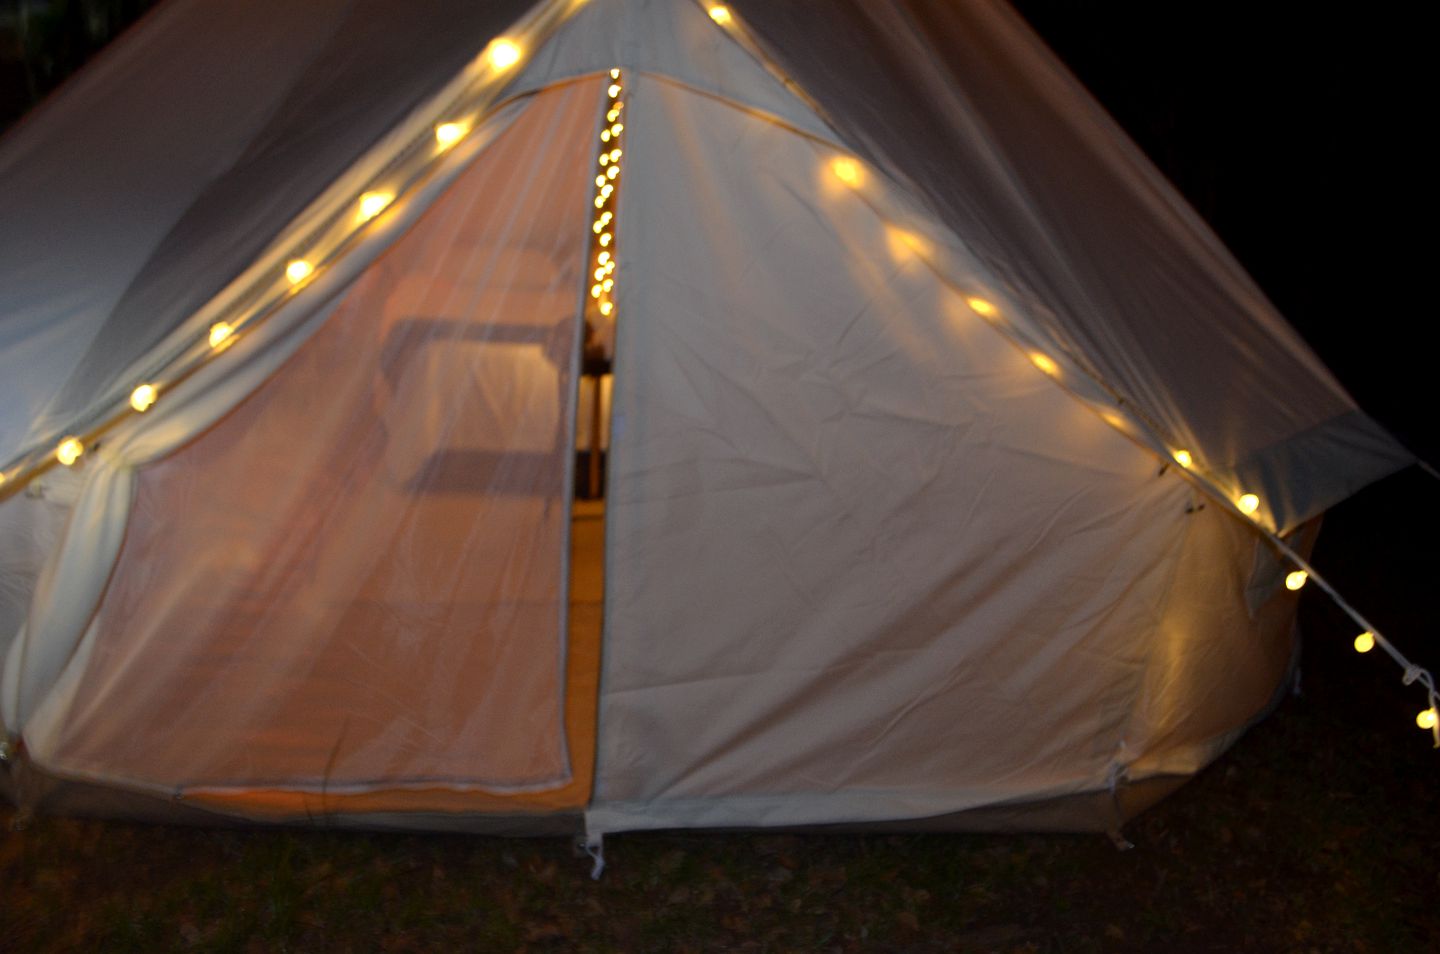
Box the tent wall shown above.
[15,80,601,807]
[588,77,1300,834]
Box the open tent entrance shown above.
[39,78,612,814]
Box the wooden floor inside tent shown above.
[189,501,605,820]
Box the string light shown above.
[1172,449,1193,468]
[357,191,394,223]
[607,83,621,98]
[831,156,863,187]
[708,5,732,24]
[485,38,522,71]
[209,322,234,349]
[1235,493,1260,516]
[1418,708,1438,731]
[435,121,469,151]
[966,296,999,318]
[1029,352,1059,376]
[1354,631,1375,653]
[285,259,314,285]
[55,438,83,467]
[129,384,158,413]
[1285,570,1308,591]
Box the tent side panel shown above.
[35,80,601,803]
[593,80,1238,830]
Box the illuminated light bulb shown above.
[1100,410,1127,430]
[1284,570,1308,591]
[610,151,622,163]
[596,174,607,187]
[608,83,622,97]
[285,259,314,285]
[599,212,613,224]
[965,296,998,318]
[601,184,614,197]
[357,191,394,222]
[55,437,84,467]
[611,123,624,135]
[209,322,234,348]
[599,154,610,166]
[594,266,606,280]
[601,130,611,143]
[594,197,605,209]
[129,383,158,413]
[830,156,862,186]
[1236,493,1260,516]
[593,222,604,235]
[598,251,611,265]
[0,473,6,487]
[1029,352,1058,376]
[435,121,469,150]
[599,232,612,246]
[591,284,603,299]
[708,5,732,24]
[605,260,616,274]
[1417,708,1438,730]
[1172,449,1193,469]
[1354,631,1375,653]
[607,109,620,122]
[610,68,620,79]
[485,38,522,70]
[602,279,613,291]
[599,301,614,316]
[607,165,619,180]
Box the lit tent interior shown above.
[0,0,1432,844]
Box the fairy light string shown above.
[1,0,1433,747]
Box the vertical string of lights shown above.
[587,69,625,327]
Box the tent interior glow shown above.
[0,0,1433,840]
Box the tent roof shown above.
[0,0,1412,528]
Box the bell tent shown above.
[0,0,1421,843]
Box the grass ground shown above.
[3,474,1436,953]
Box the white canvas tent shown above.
[0,0,1418,839]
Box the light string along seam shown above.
[0,0,595,501]
[808,79,1438,745]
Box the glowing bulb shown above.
[610,68,620,79]
[607,109,620,122]
[486,39,522,70]
[594,266,606,279]
[591,284,603,299]
[708,5,732,24]
[599,154,610,166]
[608,84,622,98]
[599,212,612,224]
[966,296,998,318]
[1172,449,1193,469]
[607,165,619,180]
[55,438,84,466]
[1417,708,1438,731]
[1236,493,1260,515]
[599,301,614,316]
[209,322,234,348]
[610,149,621,161]
[605,260,616,274]
[1284,570,1308,591]
[594,197,605,208]
[830,156,862,186]
[596,174,607,187]
[598,251,611,265]
[285,259,314,285]
[357,191,394,222]
[601,130,611,143]
[435,121,469,150]
[1029,352,1058,376]
[601,185,614,197]
[602,279,613,292]
[599,233,612,246]
[1354,631,1375,653]
[611,123,624,135]
[129,383,158,413]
